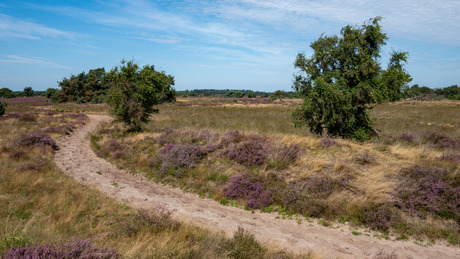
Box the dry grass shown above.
[92,97,460,244]
[1,99,305,258]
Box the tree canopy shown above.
[293,17,412,140]
[105,60,176,131]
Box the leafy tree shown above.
[0,101,6,116]
[45,88,59,99]
[105,60,176,132]
[0,87,16,98]
[23,87,34,97]
[293,17,411,140]
[55,68,106,103]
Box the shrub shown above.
[223,172,272,209]
[223,227,266,258]
[293,17,411,140]
[15,133,57,150]
[267,143,302,170]
[157,143,206,176]
[360,204,399,231]
[225,135,271,167]
[105,60,175,132]
[354,151,377,165]
[0,101,6,116]
[1,238,119,258]
[97,139,125,157]
[393,166,460,221]
[219,130,244,148]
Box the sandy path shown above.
[54,114,460,258]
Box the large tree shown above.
[105,60,176,131]
[55,68,107,103]
[293,17,411,140]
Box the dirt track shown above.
[54,114,460,258]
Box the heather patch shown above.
[157,143,206,177]
[225,135,271,167]
[436,152,460,162]
[223,172,273,209]
[1,238,119,259]
[421,132,460,149]
[393,166,460,221]
[15,132,58,150]
[97,139,127,158]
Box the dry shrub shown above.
[8,150,28,159]
[372,249,398,259]
[18,113,37,122]
[320,136,341,147]
[267,143,302,170]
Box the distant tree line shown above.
[408,84,460,100]
[177,89,299,98]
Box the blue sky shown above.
[1,0,459,92]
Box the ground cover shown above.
[0,97,300,258]
[92,97,460,246]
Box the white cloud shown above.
[0,55,71,69]
[0,14,75,40]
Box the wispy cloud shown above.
[0,55,71,69]
[209,0,460,46]
[0,14,75,40]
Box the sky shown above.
[1,0,459,92]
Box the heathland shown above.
[1,96,459,258]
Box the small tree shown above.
[0,101,6,116]
[23,87,34,97]
[293,17,411,140]
[105,60,175,131]
[0,87,16,98]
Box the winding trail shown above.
[54,114,460,258]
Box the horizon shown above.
[1,0,459,92]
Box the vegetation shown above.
[105,60,176,132]
[293,17,412,140]
[54,68,107,103]
[92,97,460,246]
[0,101,6,116]
[0,98,299,258]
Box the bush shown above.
[225,135,271,167]
[157,143,206,176]
[97,139,126,157]
[105,60,176,132]
[15,132,57,150]
[320,136,341,147]
[223,227,266,258]
[223,172,273,209]
[293,17,411,140]
[421,132,460,149]
[0,101,6,116]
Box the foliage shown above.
[223,227,266,258]
[0,87,16,98]
[22,86,34,97]
[0,101,6,116]
[55,68,107,103]
[105,60,175,131]
[293,17,412,140]
[225,90,245,98]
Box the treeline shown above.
[408,84,460,100]
[1,66,176,104]
[177,89,299,98]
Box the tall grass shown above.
[0,99,303,258]
[93,98,460,245]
